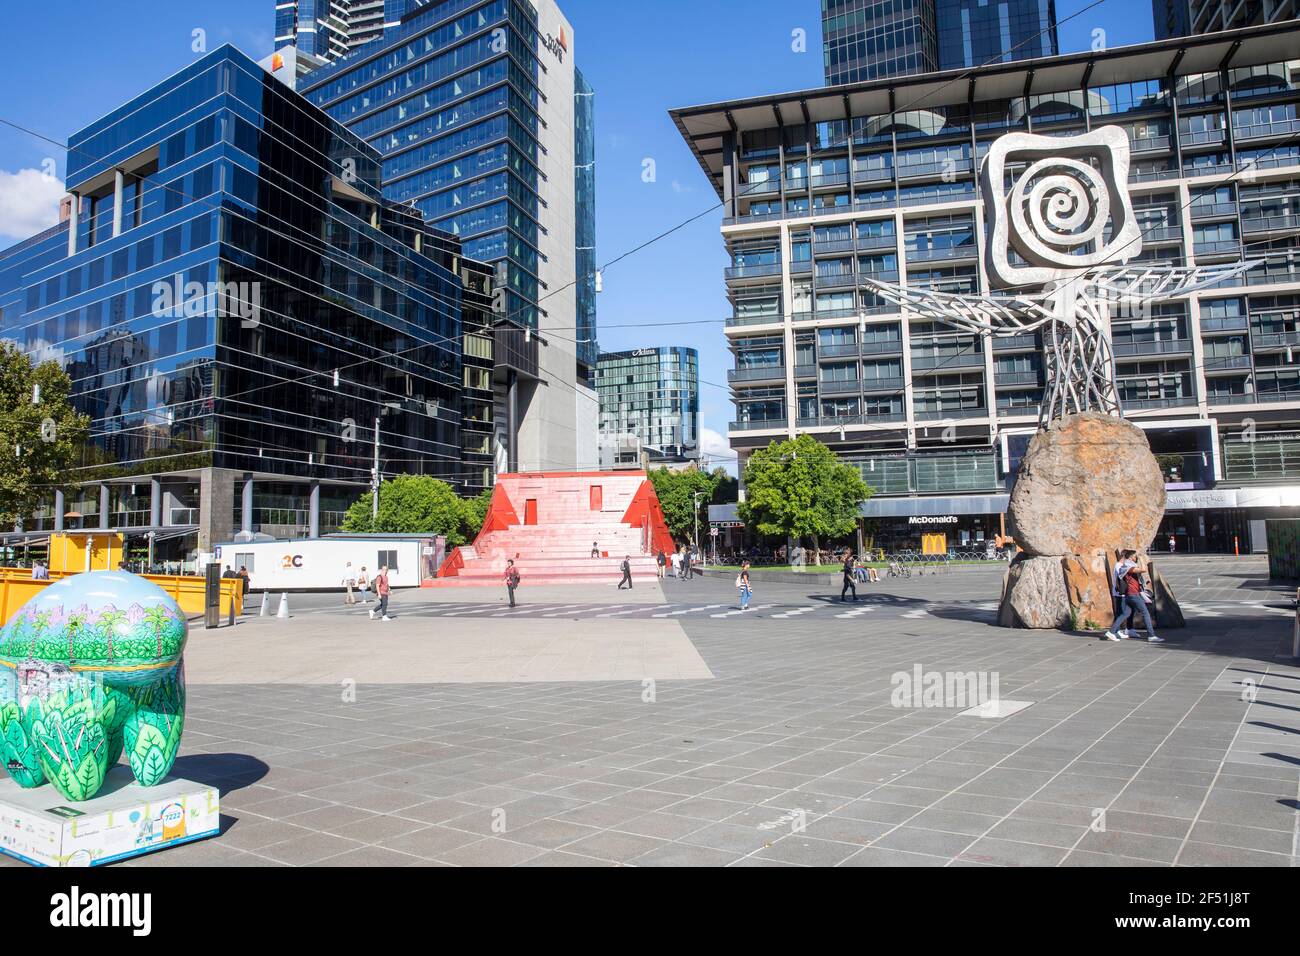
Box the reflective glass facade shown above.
[936,0,1058,71]
[0,46,484,554]
[575,67,598,373]
[822,0,1058,84]
[274,0,352,62]
[301,0,547,331]
[596,348,699,466]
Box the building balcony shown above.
[852,167,894,185]
[1246,264,1300,286]
[722,209,788,226]
[1200,315,1249,333]
[737,179,779,197]
[1190,201,1237,220]
[906,244,978,263]
[1251,329,1300,349]
[728,365,785,384]
[896,159,973,180]
[1242,213,1300,235]
[993,369,1042,386]
[1131,165,1181,183]
[1179,128,1226,147]
[1193,240,1241,259]
[1234,118,1300,141]
[861,338,904,355]
[1202,353,1252,372]
[1120,394,1198,411]
[726,313,783,328]
[819,378,862,395]
[860,376,905,392]
[992,333,1039,351]
[809,172,850,189]
[814,271,859,289]
[914,407,987,421]
[1137,225,1183,243]
[730,418,787,431]
[794,364,817,379]
[998,405,1041,419]
[1113,338,1194,356]
[818,343,861,358]
[856,233,897,251]
[1129,135,1171,153]
[789,260,813,275]
[725,262,781,280]
[910,351,985,370]
[812,238,856,255]
[1182,162,1234,179]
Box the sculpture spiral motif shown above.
[1010,158,1110,267]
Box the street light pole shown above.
[693,490,703,557]
[372,414,381,520]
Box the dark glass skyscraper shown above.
[1152,0,1297,39]
[822,0,1058,84]
[300,0,600,471]
[936,0,1058,71]
[0,45,508,558]
[596,347,699,467]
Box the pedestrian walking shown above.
[357,567,370,604]
[591,541,600,558]
[656,549,666,579]
[1168,534,1176,554]
[737,561,753,611]
[1105,555,1162,643]
[618,555,633,589]
[684,547,694,580]
[840,550,858,602]
[369,566,392,621]
[342,562,357,604]
[504,559,520,607]
[670,549,682,579]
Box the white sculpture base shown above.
[0,766,219,866]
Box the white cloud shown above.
[699,426,737,476]
[670,179,692,194]
[0,168,64,242]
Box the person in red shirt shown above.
[1105,556,1162,643]
[504,560,520,607]
[369,565,392,621]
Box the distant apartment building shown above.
[596,347,700,467]
[822,0,1058,85]
[1153,0,1297,39]
[675,20,1300,554]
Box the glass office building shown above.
[0,45,517,563]
[300,0,600,471]
[674,20,1300,553]
[596,347,700,467]
[274,0,353,62]
[822,0,1058,84]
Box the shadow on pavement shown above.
[171,753,269,794]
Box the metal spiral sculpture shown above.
[860,125,1254,428]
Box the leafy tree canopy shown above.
[737,434,872,560]
[0,342,90,528]
[648,466,719,545]
[341,475,481,546]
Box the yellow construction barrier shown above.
[0,568,243,627]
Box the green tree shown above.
[341,475,474,545]
[709,467,738,505]
[737,434,872,565]
[648,467,719,545]
[460,488,494,540]
[0,342,90,529]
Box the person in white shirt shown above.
[670,550,682,579]
[342,562,358,605]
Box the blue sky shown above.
[0,0,1157,470]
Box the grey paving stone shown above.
[958,837,1069,866]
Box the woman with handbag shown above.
[1105,556,1163,643]
[736,561,752,611]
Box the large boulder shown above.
[1004,555,1071,629]
[1007,412,1165,557]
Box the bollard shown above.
[259,591,269,616]
[277,592,290,619]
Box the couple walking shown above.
[1104,550,1163,643]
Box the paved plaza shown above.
[7,555,1296,868]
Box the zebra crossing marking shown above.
[653,604,730,617]
[596,604,673,618]
[770,605,822,619]
[710,604,773,618]
[834,606,878,619]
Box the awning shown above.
[861,495,1009,518]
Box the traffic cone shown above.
[259,592,269,616]
[277,592,289,619]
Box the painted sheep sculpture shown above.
[0,571,187,801]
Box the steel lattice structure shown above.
[859,126,1256,429]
